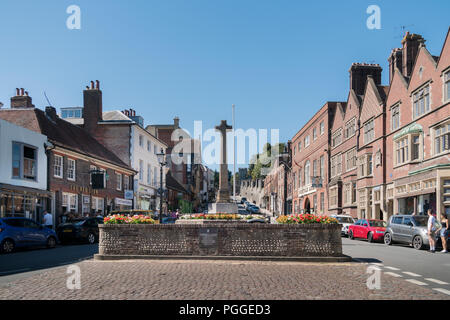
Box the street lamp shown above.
[156,148,167,224]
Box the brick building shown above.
[384,30,450,220]
[62,81,168,212]
[356,72,389,220]
[291,102,338,215]
[0,90,136,225]
[263,144,291,216]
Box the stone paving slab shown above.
[0,259,448,300]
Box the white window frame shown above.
[391,104,400,131]
[54,155,63,178]
[344,118,356,140]
[331,128,343,148]
[116,173,122,191]
[67,158,76,181]
[412,84,431,119]
[433,122,450,156]
[444,69,450,103]
[363,119,375,145]
[320,121,324,135]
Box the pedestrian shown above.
[440,213,448,253]
[43,210,53,230]
[427,209,439,253]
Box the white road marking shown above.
[384,266,400,271]
[425,278,449,285]
[384,272,402,278]
[406,279,428,286]
[433,288,450,295]
[402,271,421,277]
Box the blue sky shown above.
[0,0,449,169]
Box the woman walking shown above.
[440,213,448,253]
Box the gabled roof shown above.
[0,108,133,171]
[166,171,189,194]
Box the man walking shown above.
[43,210,53,230]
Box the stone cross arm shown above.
[215,120,232,133]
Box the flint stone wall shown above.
[98,223,343,257]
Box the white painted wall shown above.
[0,119,48,190]
[130,124,167,209]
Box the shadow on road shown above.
[0,244,98,277]
[351,257,383,264]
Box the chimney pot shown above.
[20,88,24,96]
[96,80,100,90]
[16,88,20,96]
[90,81,94,90]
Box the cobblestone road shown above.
[0,259,448,300]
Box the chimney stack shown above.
[349,63,382,96]
[11,88,35,109]
[174,116,180,128]
[45,106,58,121]
[83,80,103,135]
[388,48,403,84]
[401,32,425,79]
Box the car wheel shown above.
[384,233,393,245]
[46,236,57,249]
[413,236,424,250]
[1,239,15,254]
[368,232,374,243]
[349,230,354,240]
[87,233,96,244]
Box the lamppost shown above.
[156,149,167,224]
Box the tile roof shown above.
[0,108,132,171]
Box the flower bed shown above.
[276,214,338,225]
[103,214,156,225]
[180,214,266,220]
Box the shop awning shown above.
[0,183,52,198]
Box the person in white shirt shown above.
[427,209,438,253]
[43,211,53,230]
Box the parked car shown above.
[348,219,387,243]
[0,217,58,254]
[56,217,103,245]
[247,205,260,214]
[331,215,356,237]
[383,215,435,250]
[240,197,247,204]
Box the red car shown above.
[348,219,387,243]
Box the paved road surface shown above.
[342,237,450,293]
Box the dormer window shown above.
[61,108,82,119]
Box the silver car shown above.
[331,215,356,237]
[384,215,431,250]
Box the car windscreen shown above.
[73,219,86,226]
[369,220,387,227]
[336,217,354,224]
[412,216,428,227]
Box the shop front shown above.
[114,198,133,211]
[394,166,450,218]
[0,183,52,224]
[136,186,155,210]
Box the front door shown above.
[304,198,311,214]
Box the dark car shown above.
[0,217,58,253]
[56,217,103,245]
